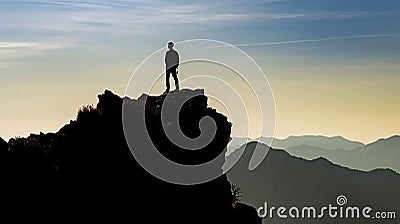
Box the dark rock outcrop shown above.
[0,137,6,152]
[0,137,8,174]
[0,89,260,223]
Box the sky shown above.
[1,0,399,143]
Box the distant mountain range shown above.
[227,135,364,155]
[228,135,400,173]
[263,135,365,150]
[227,142,400,224]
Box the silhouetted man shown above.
[165,41,179,93]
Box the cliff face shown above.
[0,89,260,223]
[0,137,7,175]
[0,137,6,151]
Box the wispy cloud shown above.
[12,0,130,8]
[0,42,40,49]
[227,34,400,47]
[1,0,399,53]
[1,1,263,36]
[0,41,68,61]
[2,0,390,42]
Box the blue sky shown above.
[1,0,399,143]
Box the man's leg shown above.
[172,66,179,91]
[165,69,171,92]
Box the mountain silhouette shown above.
[0,89,261,223]
[264,135,365,150]
[227,142,400,224]
[229,135,400,174]
[276,135,400,173]
[227,135,364,155]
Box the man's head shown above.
[168,41,174,49]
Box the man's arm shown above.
[176,51,180,67]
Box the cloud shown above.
[0,42,40,49]
[1,1,256,37]
[0,41,68,61]
[1,1,306,32]
[225,34,400,47]
[2,0,399,51]
[12,0,130,9]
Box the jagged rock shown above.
[0,89,260,223]
[0,137,7,153]
[123,88,231,165]
[0,137,8,173]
